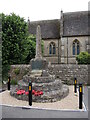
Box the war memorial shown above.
[10,25,69,102]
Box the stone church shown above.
[28,11,89,64]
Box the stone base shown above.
[10,76,69,103]
[30,70,42,77]
[10,84,69,103]
[30,58,48,70]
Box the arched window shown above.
[49,44,52,54]
[73,39,80,55]
[49,42,56,55]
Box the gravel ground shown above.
[0,86,81,110]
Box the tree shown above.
[25,34,36,63]
[76,52,90,64]
[2,13,28,65]
[25,34,44,63]
[2,13,44,80]
[2,13,28,80]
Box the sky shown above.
[0,0,89,21]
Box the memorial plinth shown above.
[30,58,48,70]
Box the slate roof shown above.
[29,11,89,39]
[63,11,88,36]
[29,19,60,39]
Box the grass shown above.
[11,79,18,85]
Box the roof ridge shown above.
[63,11,88,15]
[30,19,60,23]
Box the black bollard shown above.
[29,81,32,106]
[74,77,77,93]
[8,76,10,90]
[79,83,83,109]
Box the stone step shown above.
[32,85,69,102]
[10,84,69,103]
[23,75,55,83]
[30,73,42,77]
[30,70,42,77]
[32,75,55,83]
[32,79,62,91]
[31,70,42,73]
[18,79,63,92]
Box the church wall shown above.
[43,39,59,64]
[43,36,88,64]
[43,56,58,64]
[61,37,67,63]
[61,36,88,64]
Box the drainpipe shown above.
[67,37,68,64]
[58,39,60,64]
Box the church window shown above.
[73,43,75,55]
[49,44,52,54]
[73,39,80,55]
[49,42,56,55]
[77,43,80,55]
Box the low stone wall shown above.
[48,64,88,85]
[9,65,31,81]
[9,64,89,85]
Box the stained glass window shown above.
[53,44,56,54]
[49,42,56,55]
[49,44,52,54]
[73,43,75,55]
[77,43,80,55]
[73,39,80,55]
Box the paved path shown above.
[83,86,88,110]
[0,86,89,119]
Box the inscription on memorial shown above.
[31,60,43,70]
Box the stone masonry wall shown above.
[9,65,31,81]
[48,64,88,85]
[9,64,89,85]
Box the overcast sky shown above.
[0,0,89,21]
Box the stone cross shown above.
[35,25,42,58]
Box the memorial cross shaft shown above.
[35,25,42,58]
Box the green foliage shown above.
[14,68,20,75]
[25,34,36,63]
[1,13,44,80]
[76,52,90,64]
[11,79,18,85]
[2,13,28,80]
[25,34,44,63]
[2,65,10,81]
[23,69,29,75]
[41,40,44,55]
[2,13,28,65]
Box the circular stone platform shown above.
[10,73,69,103]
